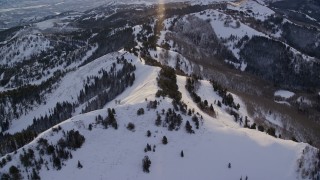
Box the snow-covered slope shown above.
[227,0,275,21]
[1,1,320,179]
[0,52,318,180]
[6,51,133,134]
[0,33,51,66]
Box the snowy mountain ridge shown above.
[0,51,318,180]
[1,1,320,179]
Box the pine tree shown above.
[258,125,265,132]
[146,130,151,137]
[267,127,276,137]
[155,115,162,126]
[127,122,135,131]
[250,123,256,129]
[185,121,194,134]
[228,163,231,168]
[162,136,168,145]
[31,168,40,180]
[210,104,214,111]
[244,116,249,128]
[217,101,222,107]
[142,156,151,173]
[77,160,83,169]
[1,173,10,180]
[6,155,11,162]
[192,115,199,129]
[9,165,21,180]
[204,100,208,106]
[180,150,184,157]
[188,109,192,116]
[236,103,240,110]
[53,155,61,170]
[137,108,145,115]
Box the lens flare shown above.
[157,0,165,19]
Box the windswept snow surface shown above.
[0,52,317,180]
[274,90,295,99]
[193,79,248,128]
[227,0,275,21]
[149,47,194,75]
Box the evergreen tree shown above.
[267,127,276,137]
[53,155,61,170]
[31,168,40,180]
[77,160,83,169]
[47,145,55,155]
[217,101,222,107]
[127,122,135,131]
[228,163,231,169]
[6,155,11,162]
[181,150,184,157]
[9,165,21,180]
[250,123,256,129]
[66,130,85,149]
[155,115,162,126]
[192,115,199,129]
[244,116,249,128]
[146,130,151,137]
[204,100,208,106]
[210,104,214,111]
[258,125,265,132]
[137,108,145,115]
[1,173,10,180]
[162,136,168,145]
[142,156,151,173]
[185,121,194,134]
[236,103,240,110]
